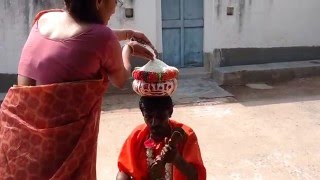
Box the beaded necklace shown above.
[144,137,173,180]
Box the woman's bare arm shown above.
[18,75,36,86]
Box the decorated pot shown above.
[132,59,179,83]
[132,59,179,96]
[132,78,178,96]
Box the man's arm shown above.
[173,154,198,180]
[159,129,203,180]
[159,143,199,180]
[116,171,132,180]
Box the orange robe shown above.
[118,120,206,180]
[0,79,106,179]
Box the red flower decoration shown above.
[144,138,156,149]
[132,69,178,83]
[148,72,158,83]
[132,70,140,80]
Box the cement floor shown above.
[97,77,320,179]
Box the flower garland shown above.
[132,69,178,83]
[144,138,173,180]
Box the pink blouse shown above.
[18,21,121,84]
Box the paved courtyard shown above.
[96,77,320,179]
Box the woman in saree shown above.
[0,0,155,179]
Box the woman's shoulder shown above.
[33,9,64,25]
[90,24,116,40]
[86,25,118,54]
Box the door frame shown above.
[156,0,208,67]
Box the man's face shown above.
[142,109,171,141]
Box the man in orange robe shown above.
[116,96,206,180]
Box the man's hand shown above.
[161,138,179,163]
[150,157,166,179]
[116,171,132,180]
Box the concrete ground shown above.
[97,76,320,179]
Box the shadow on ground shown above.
[102,75,320,111]
[102,76,234,111]
[223,76,320,107]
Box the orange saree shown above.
[0,79,106,179]
[118,120,206,180]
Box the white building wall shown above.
[0,1,64,74]
[0,1,30,74]
[0,0,159,74]
[2,0,320,74]
[204,0,320,52]
[109,0,159,50]
[111,0,320,55]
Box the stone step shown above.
[213,60,320,85]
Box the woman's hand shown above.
[126,30,158,57]
[124,41,155,60]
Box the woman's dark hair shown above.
[139,96,174,115]
[64,0,104,24]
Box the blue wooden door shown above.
[161,0,204,68]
